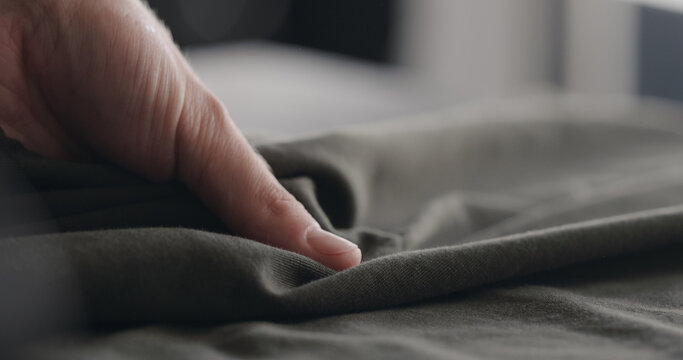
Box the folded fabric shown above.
[1,95,682,359]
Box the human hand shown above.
[0,0,361,270]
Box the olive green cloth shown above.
[1,95,682,359]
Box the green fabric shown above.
[2,95,682,359]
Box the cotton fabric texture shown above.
[1,95,682,359]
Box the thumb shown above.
[175,84,361,271]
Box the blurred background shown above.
[145,0,683,134]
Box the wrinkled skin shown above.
[0,0,361,270]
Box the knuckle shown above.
[199,90,232,126]
[262,189,305,219]
[239,184,310,246]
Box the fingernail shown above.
[306,227,358,255]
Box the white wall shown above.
[564,0,638,93]
[396,0,557,98]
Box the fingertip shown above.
[305,227,357,255]
[330,247,363,271]
[305,227,362,271]
[315,247,362,272]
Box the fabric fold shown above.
[2,95,683,359]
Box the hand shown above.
[0,0,361,270]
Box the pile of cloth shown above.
[1,95,681,359]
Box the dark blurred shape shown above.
[177,0,247,42]
[278,0,397,62]
[146,0,397,62]
[639,6,683,101]
[147,0,290,44]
